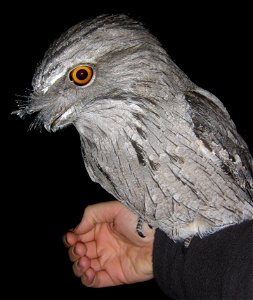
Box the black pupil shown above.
[76,69,88,80]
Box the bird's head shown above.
[15,14,192,133]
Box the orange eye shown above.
[69,65,93,86]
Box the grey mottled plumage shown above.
[15,15,253,241]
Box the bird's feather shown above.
[185,88,253,201]
[14,14,253,241]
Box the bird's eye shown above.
[69,65,93,86]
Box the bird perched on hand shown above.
[15,14,253,242]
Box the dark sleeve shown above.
[153,220,253,299]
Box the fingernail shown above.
[62,234,70,247]
[73,246,78,256]
[82,274,88,283]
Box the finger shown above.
[90,258,101,272]
[74,201,122,235]
[63,231,78,247]
[72,256,91,277]
[73,256,102,278]
[64,227,96,245]
[85,240,100,259]
[81,257,101,272]
[68,242,87,262]
[69,240,100,262]
[80,268,96,286]
[81,269,119,288]
[76,228,95,243]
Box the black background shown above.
[4,3,252,298]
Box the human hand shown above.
[64,201,155,287]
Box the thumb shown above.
[74,201,123,235]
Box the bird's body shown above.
[16,15,253,242]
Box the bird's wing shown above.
[184,88,253,201]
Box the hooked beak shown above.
[46,106,76,132]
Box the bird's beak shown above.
[49,106,76,132]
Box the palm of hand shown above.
[65,201,154,287]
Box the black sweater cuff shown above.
[153,221,253,299]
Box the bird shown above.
[14,14,253,242]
